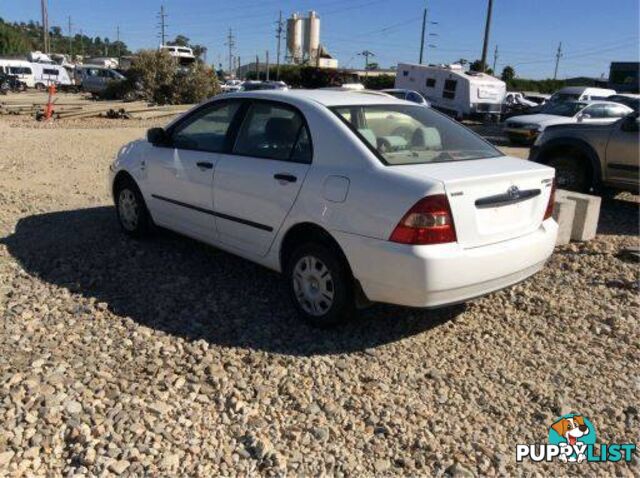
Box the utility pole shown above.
[67,16,73,57]
[358,50,375,81]
[275,11,284,80]
[419,6,427,64]
[116,26,121,63]
[553,41,563,80]
[157,5,168,46]
[225,29,236,74]
[266,50,270,81]
[41,0,50,54]
[79,29,84,56]
[480,0,494,72]
[492,44,498,73]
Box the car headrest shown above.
[265,117,299,144]
[411,127,442,150]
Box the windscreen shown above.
[331,104,502,165]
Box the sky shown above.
[2,0,639,79]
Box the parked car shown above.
[504,101,633,144]
[607,93,640,112]
[530,112,639,193]
[109,90,557,326]
[548,86,617,103]
[75,65,126,96]
[382,88,430,106]
[221,79,243,93]
[241,80,288,91]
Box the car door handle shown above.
[196,162,213,169]
[274,173,297,183]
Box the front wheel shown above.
[547,154,591,193]
[114,178,152,237]
[285,243,355,328]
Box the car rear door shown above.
[145,100,243,242]
[212,100,312,256]
[605,115,639,186]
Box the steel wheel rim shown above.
[118,189,139,231]
[292,255,335,317]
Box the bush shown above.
[104,50,220,104]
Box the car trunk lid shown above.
[394,157,554,248]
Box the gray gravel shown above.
[0,118,638,476]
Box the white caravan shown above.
[395,63,506,120]
[31,63,73,90]
[0,59,36,88]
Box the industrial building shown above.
[286,11,337,68]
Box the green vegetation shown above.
[104,50,219,104]
[0,17,130,58]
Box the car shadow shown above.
[1,207,461,356]
[597,195,639,237]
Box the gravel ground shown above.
[0,116,638,477]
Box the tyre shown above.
[35,83,46,91]
[285,243,355,328]
[547,154,590,193]
[114,177,152,237]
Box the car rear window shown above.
[331,104,502,165]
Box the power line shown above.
[553,41,562,79]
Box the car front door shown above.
[212,101,313,256]
[605,114,639,186]
[145,100,243,242]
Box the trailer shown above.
[395,63,506,121]
[31,63,73,90]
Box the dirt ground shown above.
[0,113,638,476]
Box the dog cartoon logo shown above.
[548,414,596,462]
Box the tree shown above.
[469,59,493,75]
[501,65,515,84]
[168,35,190,47]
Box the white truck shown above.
[395,63,506,121]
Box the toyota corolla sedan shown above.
[109,90,558,327]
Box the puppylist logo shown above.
[516,413,636,464]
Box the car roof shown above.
[223,89,406,107]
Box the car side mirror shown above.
[147,127,170,146]
[577,113,590,122]
[621,116,639,133]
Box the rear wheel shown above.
[114,177,152,237]
[285,243,354,328]
[547,154,591,193]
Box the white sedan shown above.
[109,90,558,326]
[505,100,633,144]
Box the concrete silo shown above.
[286,13,303,64]
[303,11,320,64]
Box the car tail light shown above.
[389,194,457,245]
[543,181,556,220]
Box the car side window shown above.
[172,101,241,153]
[407,92,422,103]
[233,102,311,162]
[582,105,604,118]
[604,104,630,118]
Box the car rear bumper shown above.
[334,219,558,308]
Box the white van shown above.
[549,86,616,103]
[31,63,73,90]
[395,63,506,120]
[0,59,35,88]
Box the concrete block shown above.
[552,198,576,245]
[556,189,601,242]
